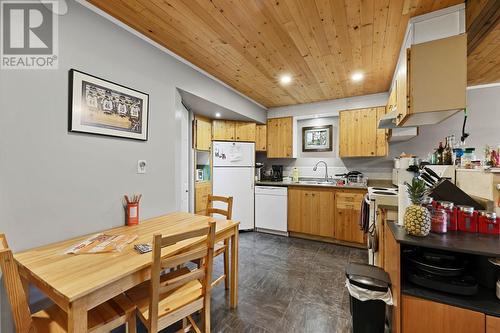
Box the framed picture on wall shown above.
[69,69,149,141]
[302,125,333,152]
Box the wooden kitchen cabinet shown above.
[235,122,256,142]
[487,315,500,333]
[339,107,387,157]
[267,117,293,158]
[195,181,212,216]
[334,191,366,244]
[194,116,212,151]
[396,34,466,127]
[255,124,267,151]
[212,120,235,141]
[288,187,334,238]
[402,295,485,333]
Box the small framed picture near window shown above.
[302,125,333,152]
[69,69,149,141]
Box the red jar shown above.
[478,211,500,235]
[437,201,458,231]
[457,205,478,233]
[431,208,448,234]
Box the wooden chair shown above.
[205,195,233,289]
[125,221,216,333]
[0,234,137,333]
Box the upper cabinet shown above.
[212,120,236,141]
[194,116,212,151]
[255,124,267,152]
[212,120,257,142]
[235,122,256,142]
[396,34,467,127]
[339,107,387,158]
[267,117,294,158]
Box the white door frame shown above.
[174,89,191,212]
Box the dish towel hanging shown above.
[359,193,370,233]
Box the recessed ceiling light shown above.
[351,72,364,82]
[215,112,221,118]
[280,74,292,85]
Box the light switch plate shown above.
[137,160,147,174]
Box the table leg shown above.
[229,227,239,309]
[20,275,30,306]
[68,298,87,333]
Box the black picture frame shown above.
[302,125,333,152]
[68,69,149,141]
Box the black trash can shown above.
[346,263,391,333]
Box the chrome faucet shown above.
[313,160,329,182]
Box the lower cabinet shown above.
[487,315,500,333]
[288,187,334,238]
[195,182,211,216]
[288,187,365,242]
[402,295,485,333]
[334,191,366,244]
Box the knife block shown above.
[428,179,484,210]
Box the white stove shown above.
[367,187,398,266]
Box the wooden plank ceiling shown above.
[466,0,500,86]
[88,0,463,108]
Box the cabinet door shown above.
[402,295,485,333]
[235,122,256,142]
[395,49,409,126]
[334,192,365,243]
[288,187,303,233]
[195,117,212,151]
[267,117,293,158]
[195,182,212,215]
[375,106,388,156]
[255,125,267,151]
[339,108,379,157]
[487,315,500,333]
[316,189,335,238]
[212,120,235,141]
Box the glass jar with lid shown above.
[431,208,447,234]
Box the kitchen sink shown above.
[298,180,337,185]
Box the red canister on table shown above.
[457,205,478,233]
[478,211,500,235]
[431,208,448,234]
[437,201,458,231]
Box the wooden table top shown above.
[14,212,239,302]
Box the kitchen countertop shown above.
[387,222,500,257]
[256,179,394,190]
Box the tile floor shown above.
[132,231,368,333]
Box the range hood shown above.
[378,108,398,129]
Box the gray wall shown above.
[260,86,500,179]
[0,2,265,330]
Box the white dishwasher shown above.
[255,186,288,236]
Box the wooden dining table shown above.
[14,212,240,333]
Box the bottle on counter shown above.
[443,137,453,165]
[437,142,444,165]
[292,168,299,183]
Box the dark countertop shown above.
[387,222,500,257]
[255,180,368,190]
[255,179,394,190]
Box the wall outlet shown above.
[137,160,147,174]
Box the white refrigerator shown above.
[212,141,255,230]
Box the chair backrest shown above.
[0,234,34,333]
[205,195,233,220]
[147,222,216,332]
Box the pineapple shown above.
[403,177,431,237]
